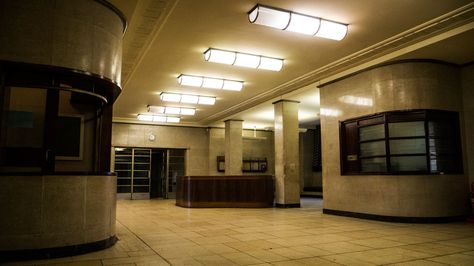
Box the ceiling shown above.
[110,0,474,129]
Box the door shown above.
[150,149,166,198]
[114,147,151,199]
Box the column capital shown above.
[272,99,300,105]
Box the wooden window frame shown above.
[340,109,463,175]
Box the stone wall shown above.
[319,61,470,218]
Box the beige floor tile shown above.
[322,254,376,265]
[333,230,384,240]
[288,245,335,256]
[388,259,449,266]
[38,261,104,266]
[228,232,273,241]
[340,247,432,265]
[102,255,168,265]
[225,241,263,252]
[428,253,474,265]
[412,231,463,241]
[402,242,468,256]
[437,237,474,249]
[9,199,474,266]
[244,250,288,263]
[268,247,312,260]
[190,235,236,245]
[193,254,236,265]
[128,249,158,257]
[202,243,238,254]
[317,241,372,254]
[167,257,203,265]
[221,252,264,265]
[350,237,405,248]
[382,234,434,244]
[291,257,343,265]
[463,250,474,256]
[266,230,312,238]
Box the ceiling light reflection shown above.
[339,95,373,106]
[320,108,341,117]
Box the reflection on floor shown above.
[7,197,474,265]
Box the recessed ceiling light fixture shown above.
[248,4,348,41]
[160,92,216,105]
[137,114,181,123]
[177,74,243,91]
[148,105,196,115]
[204,48,283,71]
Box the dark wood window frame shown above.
[340,109,463,175]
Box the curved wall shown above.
[0,0,124,85]
[319,61,470,220]
[0,175,116,258]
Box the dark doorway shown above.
[150,149,166,198]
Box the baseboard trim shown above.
[275,203,301,208]
[0,235,117,262]
[323,208,468,223]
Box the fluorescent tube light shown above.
[248,4,348,41]
[160,92,216,105]
[198,96,216,105]
[178,74,244,91]
[203,48,283,71]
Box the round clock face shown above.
[149,134,155,141]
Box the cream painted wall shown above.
[112,123,209,175]
[208,128,275,176]
[320,61,470,218]
[461,64,474,188]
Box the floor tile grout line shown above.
[114,219,173,266]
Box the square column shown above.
[273,100,300,207]
[224,119,243,175]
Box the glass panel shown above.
[359,124,384,141]
[134,156,150,163]
[428,121,452,137]
[429,139,454,155]
[133,186,149,193]
[360,141,386,157]
[388,121,425,137]
[116,170,131,177]
[361,157,386,172]
[169,149,185,156]
[169,156,184,164]
[0,87,47,172]
[115,162,132,170]
[430,156,456,173]
[389,138,426,154]
[115,156,131,162]
[115,148,132,155]
[133,178,149,185]
[117,186,131,193]
[134,149,150,156]
[117,179,131,186]
[133,170,149,177]
[390,156,427,171]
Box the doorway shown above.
[114,147,185,200]
[150,149,165,198]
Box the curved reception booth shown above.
[320,60,471,222]
[0,174,117,260]
[0,0,124,260]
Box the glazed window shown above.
[340,110,463,175]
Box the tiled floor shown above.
[7,198,474,265]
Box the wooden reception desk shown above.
[176,175,274,208]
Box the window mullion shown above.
[384,114,391,173]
